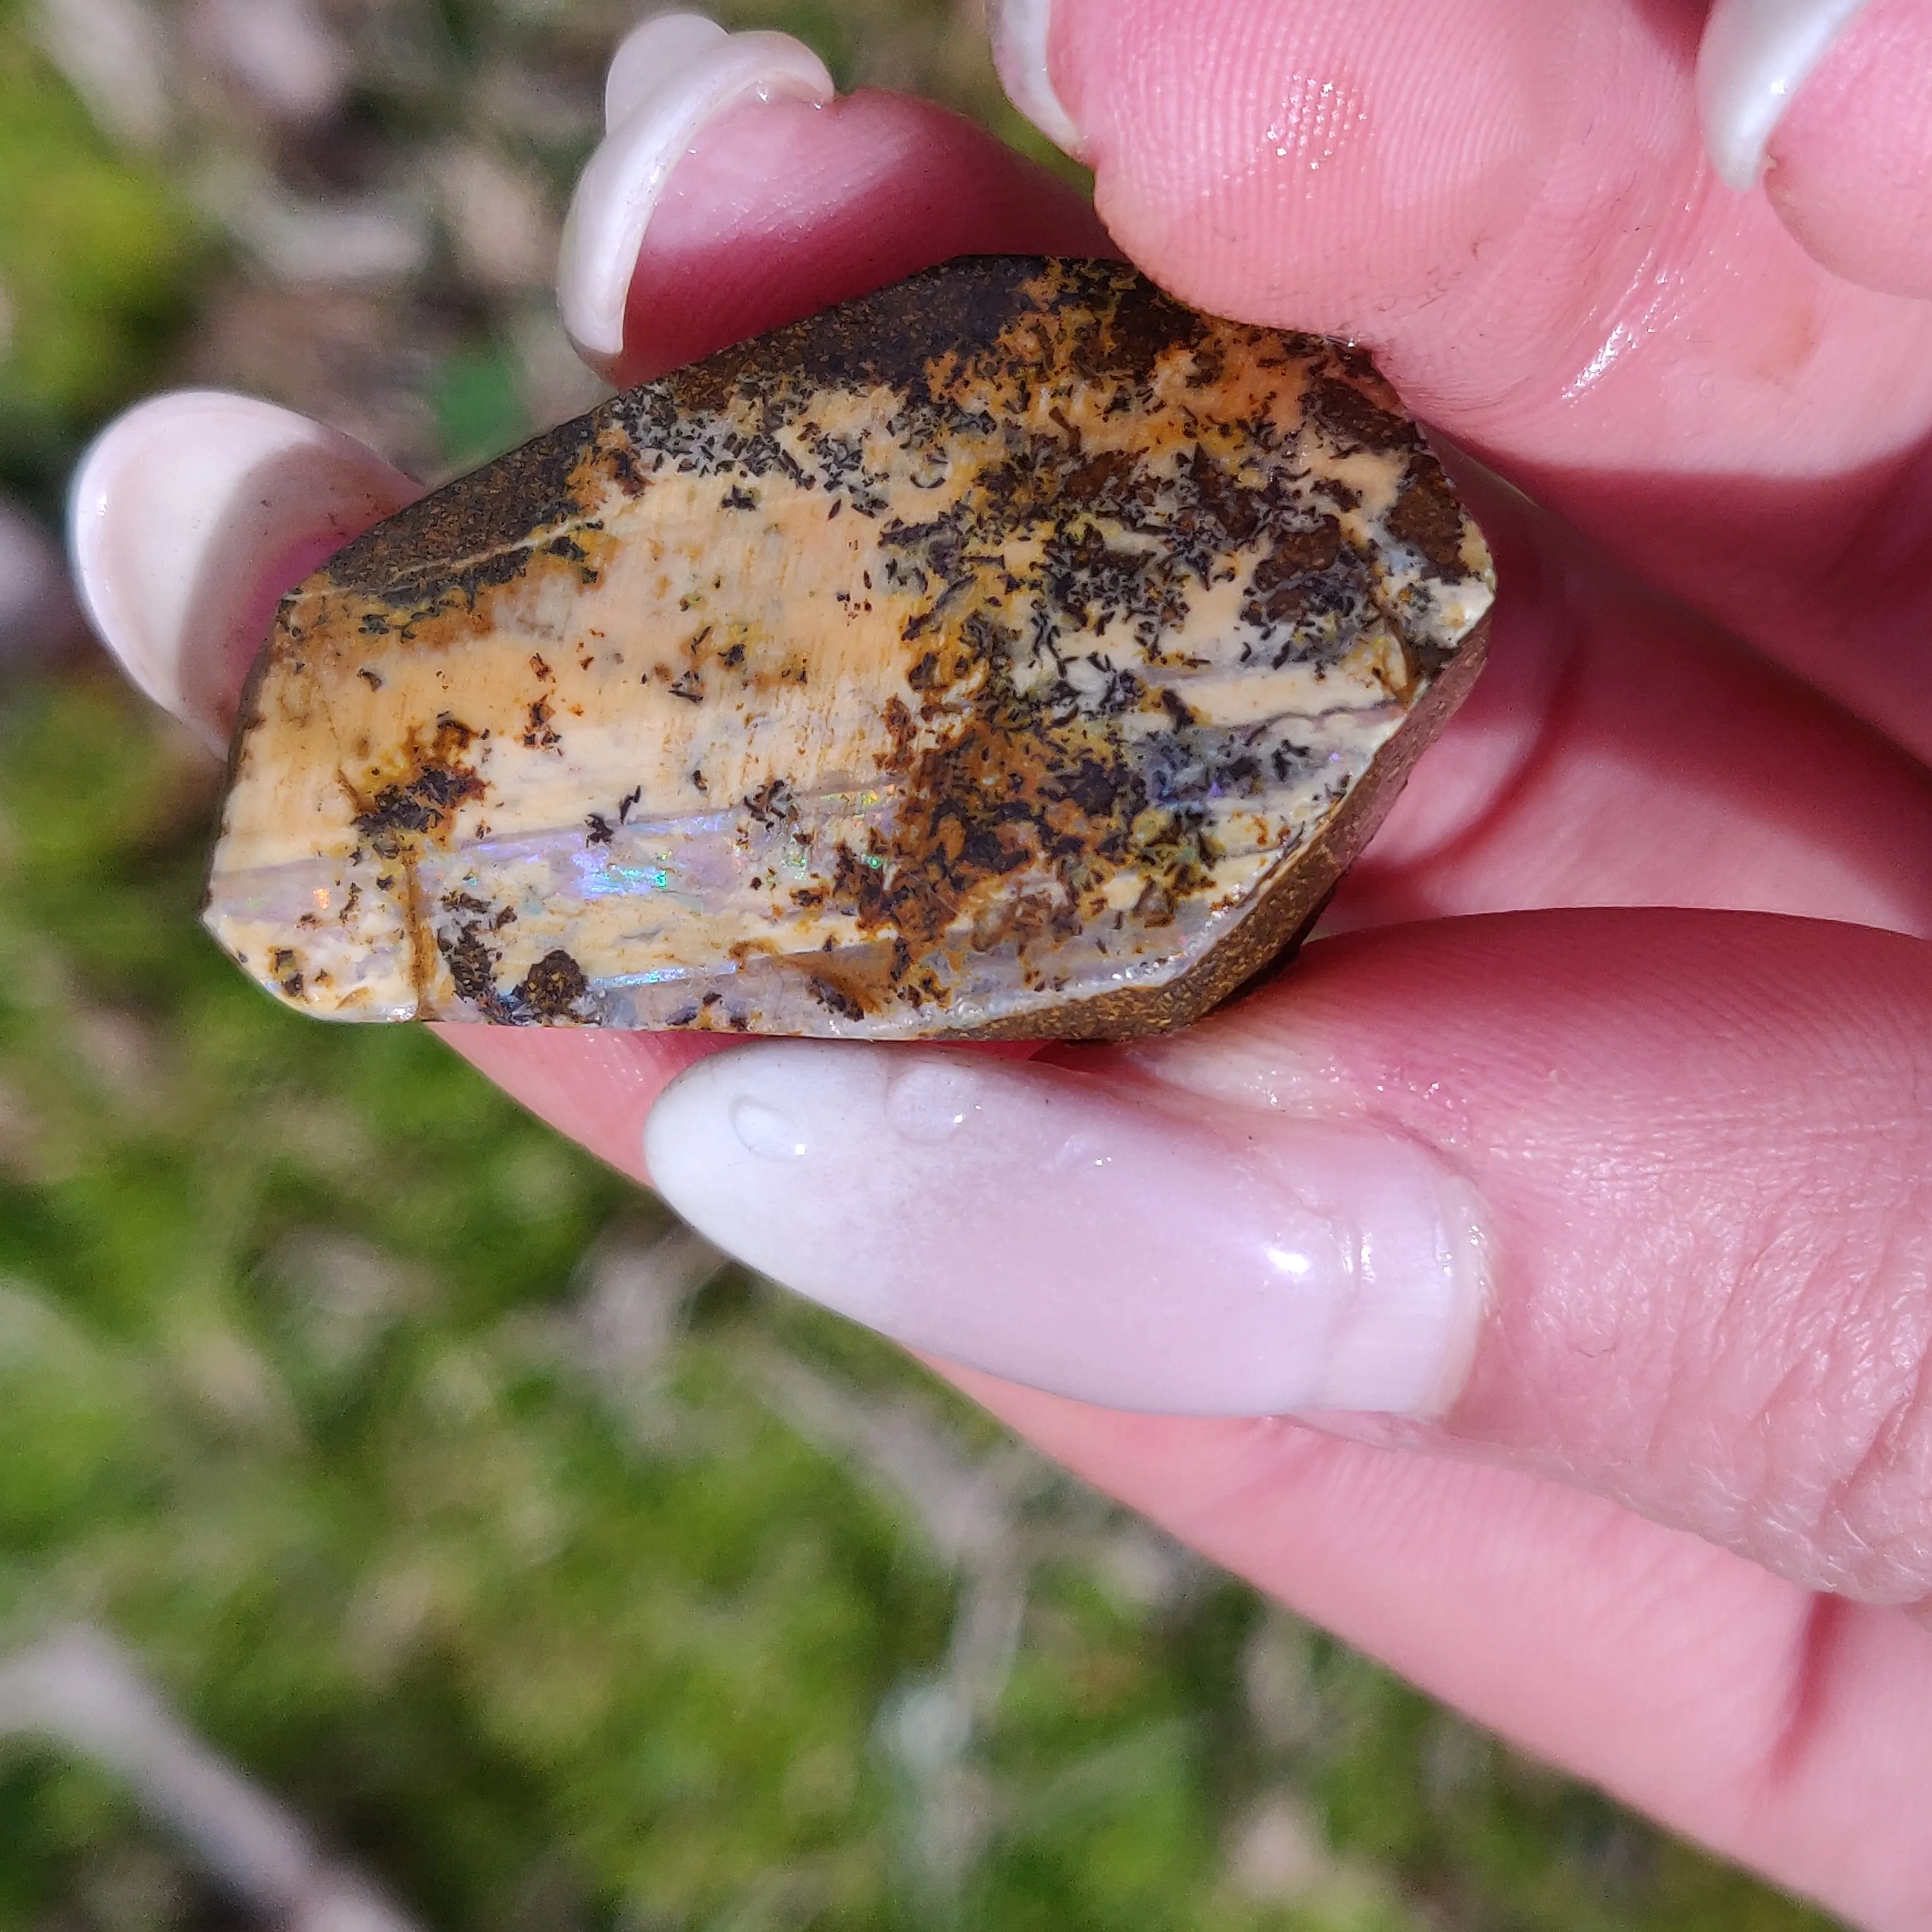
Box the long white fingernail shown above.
[68,392,414,751]
[988,0,1085,159]
[557,12,834,375]
[645,1044,1491,1418]
[1697,0,1876,190]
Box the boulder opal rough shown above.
[205,257,1494,1040]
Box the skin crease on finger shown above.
[1036,0,1932,761]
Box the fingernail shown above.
[988,0,1085,159]
[645,1043,1491,1418]
[1697,0,1876,190]
[67,392,414,751]
[557,12,835,375]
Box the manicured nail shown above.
[645,1043,1491,1417]
[988,0,1084,159]
[557,12,835,375]
[1697,0,1876,190]
[68,392,414,750]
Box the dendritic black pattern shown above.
[207,259,1494,1041]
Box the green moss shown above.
[428,339,533,476]
[0,30,206,509]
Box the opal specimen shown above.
[205,258,1493,1040]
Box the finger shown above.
[1703,0,1932,298]
[67,394,416,750]
[557,13,1107,387]
[1335,469,1932,937]
[945,1371,1932,1932]
[643,910,1932,1603]
[988,0,1932,758]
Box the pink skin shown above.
[1767,0,1932,298]
[87,23,1932,1926]
[614,91,1114,381]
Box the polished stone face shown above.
[205,258,1494,1040]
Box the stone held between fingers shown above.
[203,257,1494,1041]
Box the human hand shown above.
[68,4,1932,1924]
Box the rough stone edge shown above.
[946,609,1493,1042]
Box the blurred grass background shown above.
[0,1,1844,1926]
